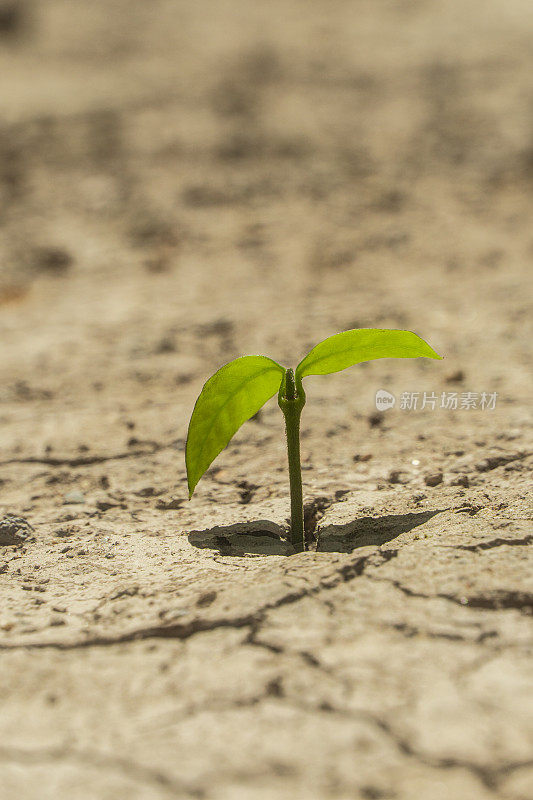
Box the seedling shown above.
[186,329,442,552]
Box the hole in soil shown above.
[303,496,336,549]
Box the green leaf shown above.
[186,356,285,497]
[296,328,442,379]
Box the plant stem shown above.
[278,368,306,552]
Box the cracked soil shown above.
[0,1,532,798]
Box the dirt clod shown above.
[0,515,33,545]
[424,472,443,487]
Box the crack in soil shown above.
[122,690,533,795]
[460,591,533,614]
[350,710,533,791]
[303,495,336,547]
[0,549,397,651]
[142,684,287,733]
[383,621,500,644]
[0,744,205,798]
[236,480,259,504]
[245,627,343,681]
[0,439,182,468]
[453,535,533,551]
[270,699,533,792]
[377,579,533,615]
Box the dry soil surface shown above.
[0,2,532,799]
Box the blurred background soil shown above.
[0,2,532,799]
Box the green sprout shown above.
[186,329,442,552]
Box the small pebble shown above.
[96,500,119,511]
[54,528,73,538]
[388,470,409,485]
[446,370,465,384]
[451,475,469,487]
[63,490,85,504]
[424,472,443,487]
[196,591,217,608]
[156,497,185,510]
[136,486,156,497]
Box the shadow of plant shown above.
[187,509,442,556]
[188,520,291,556]
[317,510,442,553]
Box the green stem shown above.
[278,368,306,552]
